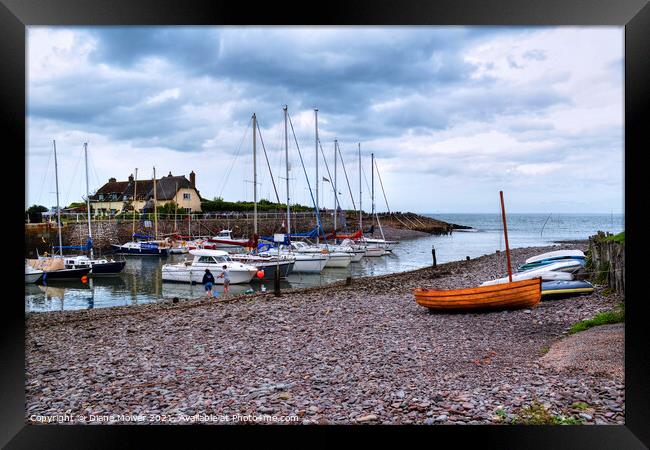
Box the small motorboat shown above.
[161,249,259,284]
[414,278,541,311]
[207,229,251,250]
[541,280,594,297]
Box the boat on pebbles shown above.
[413,191,541,312]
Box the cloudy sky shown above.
[26,26,624,214]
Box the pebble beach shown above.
[25,243,624,425]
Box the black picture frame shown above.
[4,0,647,447]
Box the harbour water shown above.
[25,213,624,312]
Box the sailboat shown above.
[111,167,170,255]
[413,191,541,311]
[55,143,126,275]
[27,140,92,281]
[357,152,399,252]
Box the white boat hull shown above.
[25,272,43,283]
[525,249,586,264]
[324,253,353,268]
[480,260,584,286]
[161,261,258,284]
[364,247,386,257]
[291,255,329,273]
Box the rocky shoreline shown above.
[25,243,624,425]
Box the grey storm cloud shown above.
[29,26,556,154]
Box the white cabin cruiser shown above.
[161,249,258,284]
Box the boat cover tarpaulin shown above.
[27,258,65,272]
[133,233,155,240]
[326,230,362,240]
[53,237,93,251]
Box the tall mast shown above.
[314,108,319,245]
[53,140,63,256]
[174,181,178,233]
[153,166,158,239]
[252,113,258,236]
[371,152,375,218]
[84,142,94,260]
[284,105,290,234]
[132,168,138,237]
[358,142,362,231]
[333,140,338,232]
[500,190,513,283]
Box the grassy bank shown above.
[568,303,625,334]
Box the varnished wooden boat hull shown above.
[413,278,541,311]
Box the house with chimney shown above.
[89,171,202,216]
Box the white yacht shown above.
[289,241,353,268]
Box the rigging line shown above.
[374,158,391,214]
[219,117,252,199]
[337,143,357,212]
[540,213,552,237]
[63,146,83,208]
[35,145,54,206]
[317,139,342,212]
[287,112,324,236]
[256,120,281,204]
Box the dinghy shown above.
[541,280,594,297]
[518,256,585,272]
[413,191,541,312]
[481,260,583,286]
[414,278,541,311]
[525,249,585,264]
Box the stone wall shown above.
[588,232,625,296]
[25,210,455,255]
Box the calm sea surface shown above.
[25,213,624,312]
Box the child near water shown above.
[219,265,230,296]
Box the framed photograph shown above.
[6,0,647,447]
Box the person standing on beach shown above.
[202,269,215,299]
[219,265,231,296]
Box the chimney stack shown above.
[128,174,134,182]
[190,171,196,188]
[109,177,116,183]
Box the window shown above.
[98,194,104,201]
[183,193,191,200]
[198,256,216,263]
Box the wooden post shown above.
[499,190,513,283]
[432,246,437,267]
[274,263,281,296]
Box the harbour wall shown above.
[25,211,455,256]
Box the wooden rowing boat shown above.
[413,277,542,311]
[413,191,542,312]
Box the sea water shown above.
[25,213,624,312]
